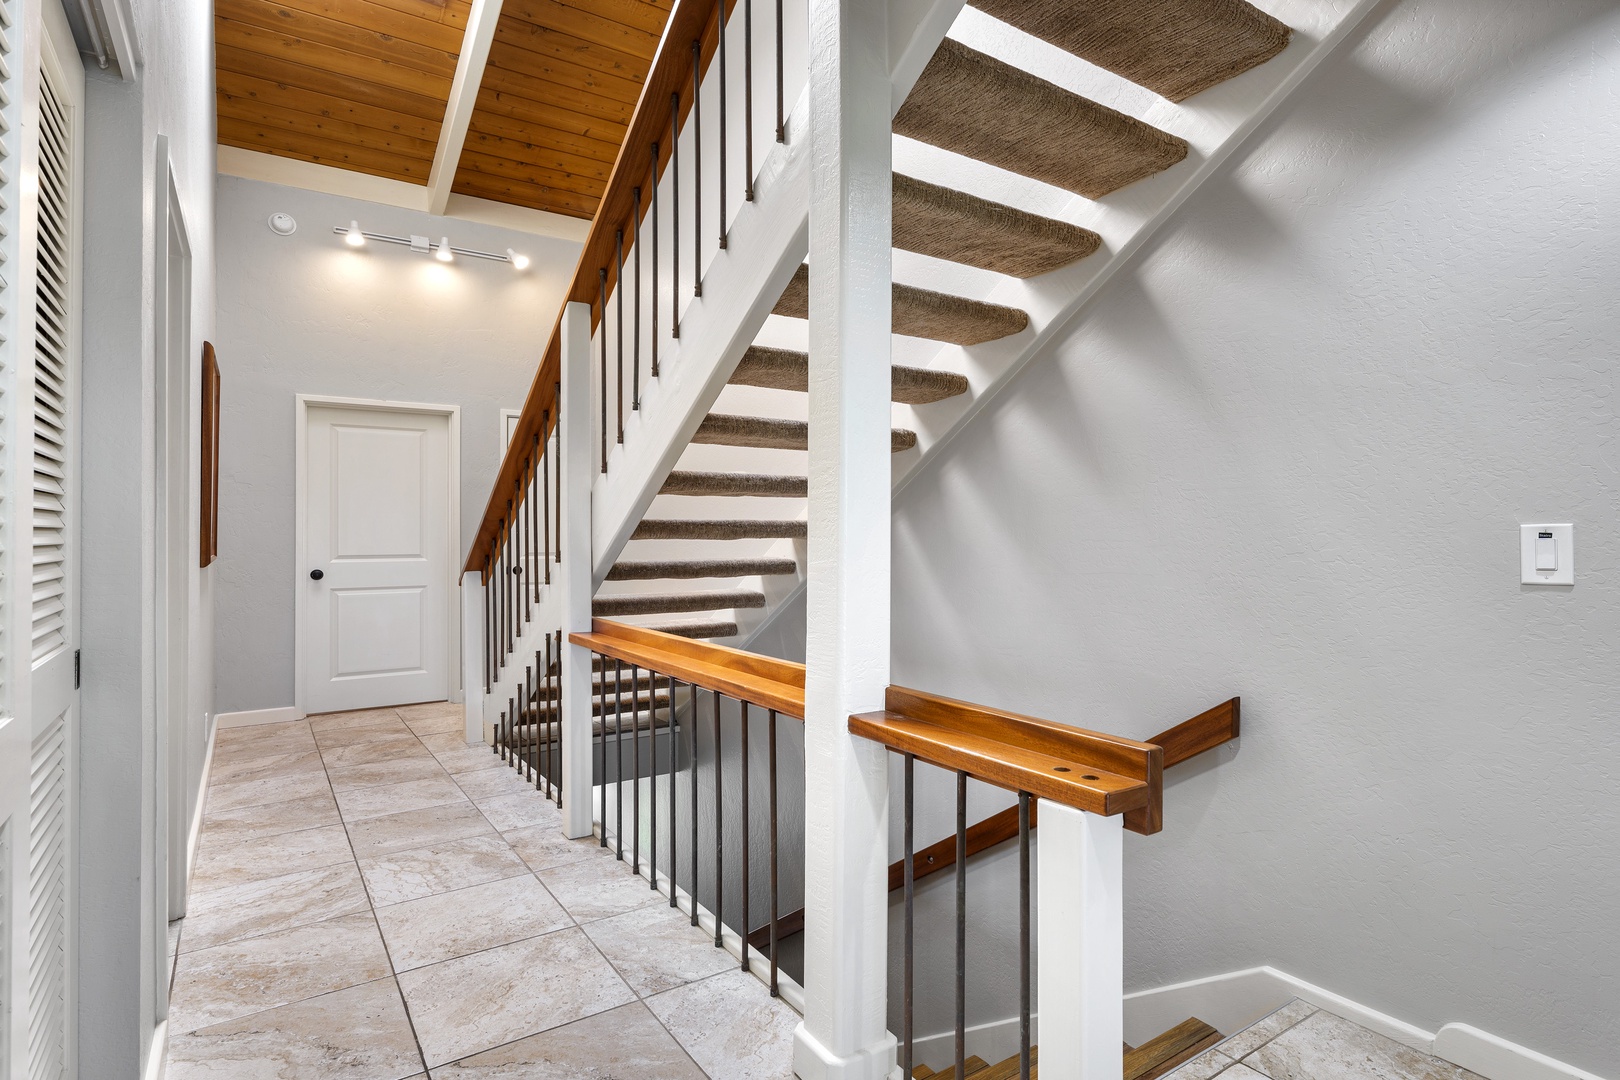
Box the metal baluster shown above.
[717,0,728,249]
[552,634,562,804]
[692,41,702,296]
[1019,792,1032,1080]
[552,385,562,565]
[713,689,724,948]
[519,462,530,624]
[691,686,700,927]
[615,659,626,861]
[671,97,681,335]
[541,415,551,584]
[505,697,515,764]
[955,770,968,1080]
[669,677,680,908]
[615,228,625,444]
[632,188,642,410]
[650,145,660,375]
[483,562,492,693]
[739,699,750,971]
[904,753,915,1075]
[744,0,754,200]
[632,663,642,876]
[599,653,609,847]
[775,0,784,142]
[530,439,541,601]
[649,667,659,890]
[522,664,533,779]
[768,709,779,996]
[538,642,549,792]
[543,634,554,797]
[598,271,608,472]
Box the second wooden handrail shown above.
[570,618,806,718]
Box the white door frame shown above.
[294,394,461,716]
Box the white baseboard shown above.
[907,967,1608,1080]
[183,713,217,886]
[215,706,306,728]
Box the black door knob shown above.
[310,569,324,580]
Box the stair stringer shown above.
[588,0,973,595]
[742,0,1389,652]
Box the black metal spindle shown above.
[632,188,642,410]
[955,770,968,1080]
[671,97,682,335]
[744,0,754,200]
[650,145,660,374]
[545,634,556,797]
[768,709,779,996]
[1019,791,1032,1080]
[541,415,551,584]
[904,753,915,1075]
[552,635,562,804]
[598,271,608,472]
[669,677,680,908]
[482,563,492,693]
[717,0,728,249]
[650,667,659,890]
[531,438,542,600]
[691,686,700,927]
[539,641,549,792]
[615,658,626,860]
[505,697,515,764]
[692,41,703,296]
[552,384,561,564]
[615,229,625,444]
[739,700,749,971]
[713,689,724,948]
[519,465,530,624]
[632,663,642,875]
[522,664,533,779]
[599,653,609,847]
[775,0,784,141]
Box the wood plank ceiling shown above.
[216,0,674,218]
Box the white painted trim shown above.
[292,395,461,717]
[427,0,505,215]
[1039,805,1123,1080]
[459,571,485,742]
[500,407,521,448]
[181,713,216,891]
[216,147,591,243]
[141,1020,167,1080]
[1435,1026,1609,1080]
[214,706,306,729]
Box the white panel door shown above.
[302,405,451,713]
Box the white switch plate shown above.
[1521,524,1574,585]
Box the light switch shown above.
[1521,524,1574,585]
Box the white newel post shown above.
[1038,802,1125,1080]
[558,300,596,839]
[461,571,487,741]
[794,0,895,1077]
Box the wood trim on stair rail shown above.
[569,618,806,718]
[466,0,743,574]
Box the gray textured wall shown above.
[885,0,1620,1072]
[212,177,581,713]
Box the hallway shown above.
[164,705,799,1078]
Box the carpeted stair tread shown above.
[632,518,808,540]
[661,471,808,498]
[773,264,1028,346]
[592,591,767,617]
[607,557,799,580]
[695,413,917,452]
[512,690,673,718]
[971,0,1290,103]
[532,671,674,698]
[501,710,672,744]
[893,173,1100,277]
[895,38,1188,198]
[643,619,739,639]
[731,346,968,405]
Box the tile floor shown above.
[1171,999,1486,1080]
[164,704,799,1080]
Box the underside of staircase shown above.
[591,0,1304,650]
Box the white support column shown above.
[793,1,894,1078]
[558,300,596,839]
[1038,803,1125,1080]
[461,570,487,742]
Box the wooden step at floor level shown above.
[895,38,1188,198]
[1124,1018,1222,1080]
[774,264,1028,346]
[730,345,969,405]
[894,173,1100,277]
[660,471,808,498]
[695,413,917,452]
[970,0,1290,103]
[632,518,808,541]
[606,557,798,581]
[911,1056,990,1079]
[591,591,766,617]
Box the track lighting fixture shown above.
[331,223,530,271]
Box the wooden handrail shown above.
[569,618,806,718]
[466,0,742,574]
[751,696,1239,950]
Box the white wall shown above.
[76,0,217,1072]
[213,176,580,713]
[888,0,1620,1074]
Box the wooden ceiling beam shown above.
[426,0,505,213]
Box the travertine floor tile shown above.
[1167,1048,1239,1080]
[377,873,571,970]
[473,790,561,832]
[328,756,449,791]
[201,791,341,844]
[452,765,542,803]
[165,978,422,1080]
[191,824,352,895]
[320,735,434,768]
[647,968,799,1080]
[181,862,370,953]
[398,927,634,1067]
[539,855,665,923]
[431,1001,706,1079]
[359,833,528,907]
[312,712,413,748]
[346,802,496,860]
[584,901,735,997]
[1246,1010,1482,1080]
[421,733,507,774]
[1221,999,1318,1060]
[167,912,392,1034]
[205,769,335,814]
[336,777,469,822]
[503,823,613,873]
[209,748,325,788]
[213,723,317,762]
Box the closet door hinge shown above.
[74,649,81,689]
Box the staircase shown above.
[590,0,1381,650]
[909,1016,1223,1080]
